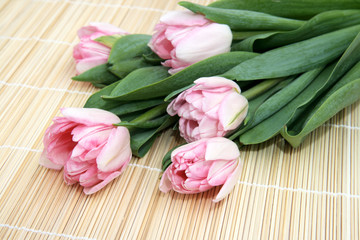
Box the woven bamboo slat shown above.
[0,0,359,239]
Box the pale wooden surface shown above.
[0,0,359,239]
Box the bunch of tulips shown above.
[40,0,360,202]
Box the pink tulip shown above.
[167,76,248,142]
[73,22,128,74]
[148,10,232,74]
[39,108,132,194]
[160,137,243,202]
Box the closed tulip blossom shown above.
[167,77,248,142]
[73,22,128,74]
[148,10,232,74]
[160,137,243,202]
[39,108,132,194]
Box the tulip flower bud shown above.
[73,22,128,74]
[160,137,243,202]
[167,76,248,142]
[39,108,132,194]
[148,10,232,74]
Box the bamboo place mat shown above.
[0,0,359,239]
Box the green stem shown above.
[117,115,169,129]
[130,102,169,124]
[232,31,275,40]
[242,78,283,100]
[114,102,169,132]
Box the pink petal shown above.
[171,138,207,161]
[205,137,240,161]
[189,108,204,121]
[219,93,248,131]
[207,160,237,186]
[61,108,120,126]
[83,171,122,194]
[79,167,102,187]
[174,23,232,64]
[75,41,110,58]
[168,65,186,74]
[182,178,202,191]
[89,22,128,35]
[198,116,219,139]
[201,92,226,113]
[71,125,112,142]
[165,26,194,47]
[199,180,213,192]
[160,10,209,26]
[185,120,199,141]
[166,91,187,116]
[39,151,63,170]
[46,135,75,165]
[148,26,174,59]
[184,90,202,104]
[64,173,79,185]
[185,160,211,179]
[159,167,173,193]
[96,127,132,172]
[194,77,240,92]
[177,103,192,119]
[78,22,127,38]
[83,143,106,161]
[71,144,87,159]
[75,56,108,74]
[213,158,243,202]
[66,160,91,175]
[76,128,112,150]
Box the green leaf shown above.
[107,34,154,78]
[236,67,326,144]
[84,81,120,109]
[72,64,119,87]
[108,34,152,63]
[238,30,360,145]
[228,75,297,140]
[281,77,360,147]
[108,99,165,117]
[103,51,259,101]
[242,78,284,100]
[231,31,276,41]
[84,81,165,116]
[94,35,123,48]
[109,57,155,78]
[208,0,360,20]
[143,51,163,64]
[103,66,170,101]
[180,1,305,31]
[235,10,360,52]
[222,24,360,81]
[280,34,360,147]
[130,116,177,157]
[116,115,169,129]
[129,103,169,124]
[164,83,195,102]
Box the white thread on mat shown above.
[0,81,93,96]
[0,223,96,240]
[0,145,42,153]
[1,142,360,199]
[0,36,74,45]
[129,163,162,172]
[237,181,360,199]
[33,0,168,13]
[325,123,360,131]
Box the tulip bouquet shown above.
[40,0,360,201]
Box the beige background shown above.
[0,0,359,239]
